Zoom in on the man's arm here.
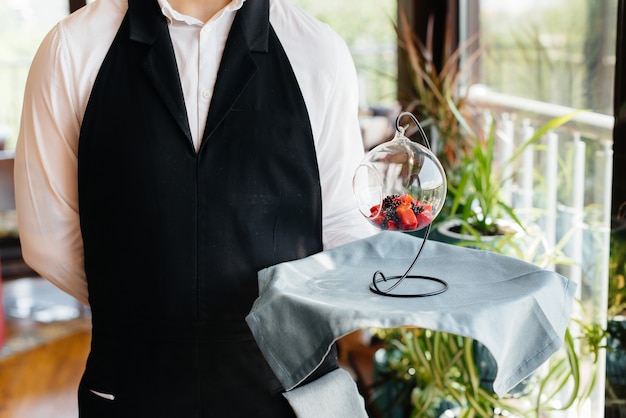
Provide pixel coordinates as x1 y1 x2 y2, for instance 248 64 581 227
314 31 379 249
14 23 88 305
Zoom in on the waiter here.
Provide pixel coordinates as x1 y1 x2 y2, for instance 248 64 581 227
14 0 376 416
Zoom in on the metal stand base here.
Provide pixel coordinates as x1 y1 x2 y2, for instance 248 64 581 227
369 224 448 298
370 274 448 298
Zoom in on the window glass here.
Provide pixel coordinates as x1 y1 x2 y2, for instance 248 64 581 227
290 0 398 111
477 0 616 115
0 0 68 150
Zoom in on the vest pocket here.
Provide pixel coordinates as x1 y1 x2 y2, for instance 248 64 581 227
89 389 115 400
78 375 120 417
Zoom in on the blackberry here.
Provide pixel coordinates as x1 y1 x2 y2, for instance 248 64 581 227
387 209 400 223
411 202 424 216
382 194 400 210
381 207 400 229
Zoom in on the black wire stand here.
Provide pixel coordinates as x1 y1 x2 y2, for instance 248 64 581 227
369 112 449 298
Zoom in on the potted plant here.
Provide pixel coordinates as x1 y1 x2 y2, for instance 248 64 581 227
394 4 581 248
396 2 580 245
432 110 581 249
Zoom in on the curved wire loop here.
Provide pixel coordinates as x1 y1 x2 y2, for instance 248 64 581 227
396 111 431 148
369 111 448 298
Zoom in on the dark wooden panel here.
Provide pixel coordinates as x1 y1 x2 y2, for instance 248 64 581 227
69 0 86 13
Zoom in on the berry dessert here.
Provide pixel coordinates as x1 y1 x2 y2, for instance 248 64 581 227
369 194 434 231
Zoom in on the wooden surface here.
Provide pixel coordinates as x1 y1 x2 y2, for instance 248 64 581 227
0 330 90 418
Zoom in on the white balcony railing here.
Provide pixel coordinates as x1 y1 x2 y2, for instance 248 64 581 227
466 84 613 274
467 84 614 418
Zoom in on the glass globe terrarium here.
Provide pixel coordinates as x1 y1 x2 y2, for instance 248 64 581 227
353 111 448 297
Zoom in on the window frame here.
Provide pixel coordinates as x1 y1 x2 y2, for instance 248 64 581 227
613 0 626 218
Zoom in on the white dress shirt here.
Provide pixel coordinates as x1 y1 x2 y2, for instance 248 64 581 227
14 0 378 305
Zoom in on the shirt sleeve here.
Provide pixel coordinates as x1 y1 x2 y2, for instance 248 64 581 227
14 23 89 305
316 32 380 250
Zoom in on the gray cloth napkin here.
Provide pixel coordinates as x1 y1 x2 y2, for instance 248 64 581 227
246 231 577 399
282 368 369 418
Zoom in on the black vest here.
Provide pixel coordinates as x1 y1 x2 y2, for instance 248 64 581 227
76 0 331 416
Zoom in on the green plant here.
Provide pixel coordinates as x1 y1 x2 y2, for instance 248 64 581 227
446 111 581 238
372 328 526 418
396 7 480 176
606 206 626 402
371 317 603 418
532 324 603 416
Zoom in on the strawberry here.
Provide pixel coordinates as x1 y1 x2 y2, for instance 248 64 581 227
416 209 434 227
396 202 418 230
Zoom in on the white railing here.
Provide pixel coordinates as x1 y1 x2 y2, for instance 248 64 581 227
466 84 613 272
467 84 614 418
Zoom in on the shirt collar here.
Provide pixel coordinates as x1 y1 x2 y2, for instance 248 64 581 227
156 0 246 25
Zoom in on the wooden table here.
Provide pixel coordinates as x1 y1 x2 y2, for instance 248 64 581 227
0 318 90 418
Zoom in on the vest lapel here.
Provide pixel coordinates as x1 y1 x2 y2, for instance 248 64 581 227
203 0 270 142
127 0 193 144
